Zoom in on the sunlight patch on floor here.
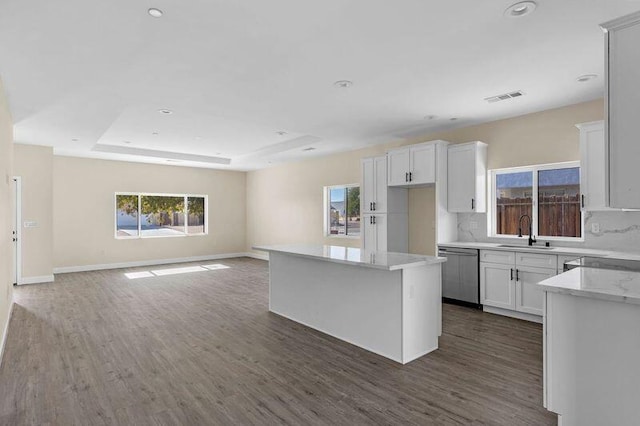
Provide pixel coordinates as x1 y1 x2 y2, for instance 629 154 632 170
124 264 230 280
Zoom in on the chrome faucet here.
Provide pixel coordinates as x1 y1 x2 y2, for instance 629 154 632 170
518 214 537 246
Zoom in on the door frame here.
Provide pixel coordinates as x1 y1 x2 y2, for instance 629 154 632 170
12 176 22 285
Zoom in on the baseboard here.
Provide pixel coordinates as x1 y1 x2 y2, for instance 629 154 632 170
0 299 14 368
18 275 55 285
245 252 269 261
53 252 252 274
483 305 543 324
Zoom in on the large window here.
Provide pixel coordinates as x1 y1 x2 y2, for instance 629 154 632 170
490 162 582 240
325 185 360 237
115 193 207 238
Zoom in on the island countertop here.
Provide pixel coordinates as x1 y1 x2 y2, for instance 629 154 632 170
253 244 446 271
538 267 640 305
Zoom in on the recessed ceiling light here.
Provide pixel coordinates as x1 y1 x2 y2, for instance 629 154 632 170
123 140 132 144
450 117 458 121
148 8 163 18
424 115 438 120
71 138 79 142
215 152 221 155
577 74 598 82
504 1 537 18
158 109 173 115
276 131 288 136
303 147 316 152
334 80 354 89
152 132 159 135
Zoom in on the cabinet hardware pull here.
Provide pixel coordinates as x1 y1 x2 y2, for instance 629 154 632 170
370 202 373 210
405 172 409 182
471 198 475 210
373 202 376 211
510 268 513 281
581 194 585 208
373 216 376 225
409 172 413 182
516 269 519 281
369 216 372 225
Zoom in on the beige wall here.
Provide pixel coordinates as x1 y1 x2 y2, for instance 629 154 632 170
13 145 53 278
247 99 605 255
0 78 14 351
53 156 247 269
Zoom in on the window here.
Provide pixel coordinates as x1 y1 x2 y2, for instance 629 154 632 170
115 193 207 238
325 185 360 237
490 162 582 240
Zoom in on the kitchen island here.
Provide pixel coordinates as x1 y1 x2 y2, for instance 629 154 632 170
253 244 446 364
539 259 640 426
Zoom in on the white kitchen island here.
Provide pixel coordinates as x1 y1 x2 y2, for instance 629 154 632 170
539 260 640 426
253 244 446 364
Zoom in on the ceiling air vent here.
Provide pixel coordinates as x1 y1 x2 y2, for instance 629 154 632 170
484 91 524 103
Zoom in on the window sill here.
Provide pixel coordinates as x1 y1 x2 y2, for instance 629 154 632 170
325 235 361 240
115 233 209 240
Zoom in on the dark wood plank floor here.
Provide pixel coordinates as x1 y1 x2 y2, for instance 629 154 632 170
0 258 556 425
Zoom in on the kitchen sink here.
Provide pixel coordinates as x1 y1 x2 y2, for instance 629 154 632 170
497 244 555 250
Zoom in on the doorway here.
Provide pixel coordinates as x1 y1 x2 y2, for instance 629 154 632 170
12 177 21 285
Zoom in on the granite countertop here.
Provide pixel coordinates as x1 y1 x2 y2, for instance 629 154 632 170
538 267 640 305
252 244 446 271
437 241 640 260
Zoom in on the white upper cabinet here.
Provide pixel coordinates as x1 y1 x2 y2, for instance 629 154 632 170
362 156 407 214
387 142 436 187
577 121 614 211
447 142 487 213
602 12 640 208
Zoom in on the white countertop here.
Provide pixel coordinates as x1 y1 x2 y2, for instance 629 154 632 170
253 244 446 271
438 241 640 260
538 267 640 305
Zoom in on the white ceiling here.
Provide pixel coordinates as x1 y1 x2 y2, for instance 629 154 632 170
1 0 638 170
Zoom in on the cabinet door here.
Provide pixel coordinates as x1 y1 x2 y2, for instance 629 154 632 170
480 262 515 310
409 144 436 184
448 145 476 212
374 214 387 251
387 148 410 186
578 121 611 211
516 267 555 316
362 158 375 214
606 18 640 208
362 214 376 251
374 156 387 213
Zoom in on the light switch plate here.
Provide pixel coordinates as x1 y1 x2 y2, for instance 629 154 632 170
23 221 38 228
591 223 600 233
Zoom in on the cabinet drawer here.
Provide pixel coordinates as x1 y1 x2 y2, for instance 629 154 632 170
516 252 557 269
480 250 516 265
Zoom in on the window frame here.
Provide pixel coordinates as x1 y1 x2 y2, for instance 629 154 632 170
323 184 361 239
114 192 208 240
488 161 583 242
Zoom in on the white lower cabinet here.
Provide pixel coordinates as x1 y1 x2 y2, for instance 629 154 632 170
515 266 555 316
480 249 557 319
480 262 514 310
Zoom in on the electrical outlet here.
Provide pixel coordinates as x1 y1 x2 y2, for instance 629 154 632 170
591 223 600 233
470 221 478 230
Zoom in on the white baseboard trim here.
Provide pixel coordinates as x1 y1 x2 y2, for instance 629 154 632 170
483 305 543 324
53 252 252 274
0 299 14 368
245 252 269 261
18 275 55 285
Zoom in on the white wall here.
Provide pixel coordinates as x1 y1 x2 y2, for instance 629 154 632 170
52 156 247 270
0 78 14 356
13 144 53 279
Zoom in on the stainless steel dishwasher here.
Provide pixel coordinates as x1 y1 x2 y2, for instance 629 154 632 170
437 246 480 307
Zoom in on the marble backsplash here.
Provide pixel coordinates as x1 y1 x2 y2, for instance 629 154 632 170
456 210 640 253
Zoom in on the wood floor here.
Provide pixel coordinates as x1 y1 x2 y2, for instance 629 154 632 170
0 258 556 425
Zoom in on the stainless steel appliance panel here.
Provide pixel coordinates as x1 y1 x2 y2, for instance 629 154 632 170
438 247 479 306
